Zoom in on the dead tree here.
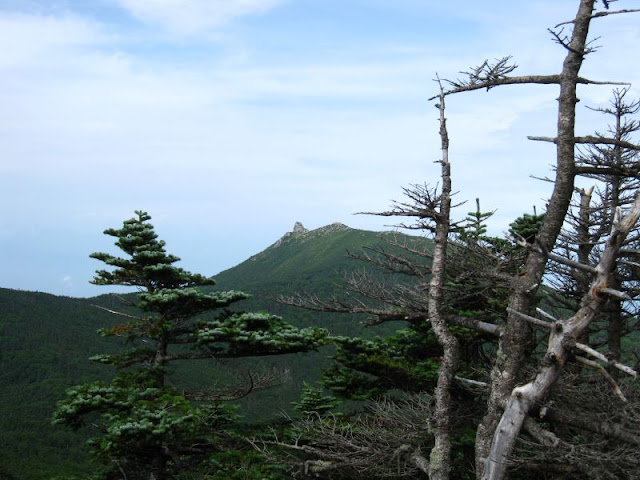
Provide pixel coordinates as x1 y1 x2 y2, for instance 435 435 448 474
273 82 473 479
306 78 463 479
546 88 640 369
368 79 461 480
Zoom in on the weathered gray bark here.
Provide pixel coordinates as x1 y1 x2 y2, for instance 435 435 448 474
427 84 461 480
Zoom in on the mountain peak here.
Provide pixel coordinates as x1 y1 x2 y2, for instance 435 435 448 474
293 221 308 234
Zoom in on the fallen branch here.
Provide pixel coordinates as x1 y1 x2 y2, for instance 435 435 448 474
574 343 637 377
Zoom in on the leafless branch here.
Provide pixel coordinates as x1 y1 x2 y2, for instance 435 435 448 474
185 368 289 401
523 417 560 447
91 304 143 321
575 342 637 377
575 356 627 402
555 8 640 27
528 135 640 150
455 376 489 389
506 307 554 330
252 395 435 479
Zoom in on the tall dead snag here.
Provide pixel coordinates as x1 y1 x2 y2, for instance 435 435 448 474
352 78 462 479
425 80 460 480
480 3 640 477
577 89 640 371
492 89 640 479
546 87 640 373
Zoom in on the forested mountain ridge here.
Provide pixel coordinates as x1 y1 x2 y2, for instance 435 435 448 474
0 289 125 478
0 222 418 479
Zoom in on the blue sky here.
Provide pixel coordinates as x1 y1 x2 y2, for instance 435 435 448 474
1 0 638 297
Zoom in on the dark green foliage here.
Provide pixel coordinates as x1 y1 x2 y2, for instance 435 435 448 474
89 211 214 291
195 312 329 356
205 445 290 480
509 211 546 244
457 198 494 241
324 328 442 400
446 201 526 322
56 373 236 479
292 382 340 416
53 211 329 479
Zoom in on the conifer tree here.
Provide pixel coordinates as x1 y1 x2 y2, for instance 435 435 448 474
292 382 340 417
54 211 328 480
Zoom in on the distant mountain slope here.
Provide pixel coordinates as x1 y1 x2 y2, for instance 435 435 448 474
0 222 425 479
214 222 414 323
216 222 374 287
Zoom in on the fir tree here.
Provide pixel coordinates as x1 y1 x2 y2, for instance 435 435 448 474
508 208 546 244
54 211 328 480
292 382 340 417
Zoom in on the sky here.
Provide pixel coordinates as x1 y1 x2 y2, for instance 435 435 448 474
1 0 638 298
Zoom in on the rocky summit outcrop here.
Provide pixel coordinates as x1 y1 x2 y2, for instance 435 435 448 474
272 221 348 248
293 221 308 234
273 221 306 248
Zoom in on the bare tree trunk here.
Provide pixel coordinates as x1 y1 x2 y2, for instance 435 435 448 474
572 186 595 348
476 1 596 477
427 84 461 480
482 191 640 480
576 186 595 294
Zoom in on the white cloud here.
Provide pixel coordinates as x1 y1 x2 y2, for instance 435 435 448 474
0 12 112 70
113 0 286 34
